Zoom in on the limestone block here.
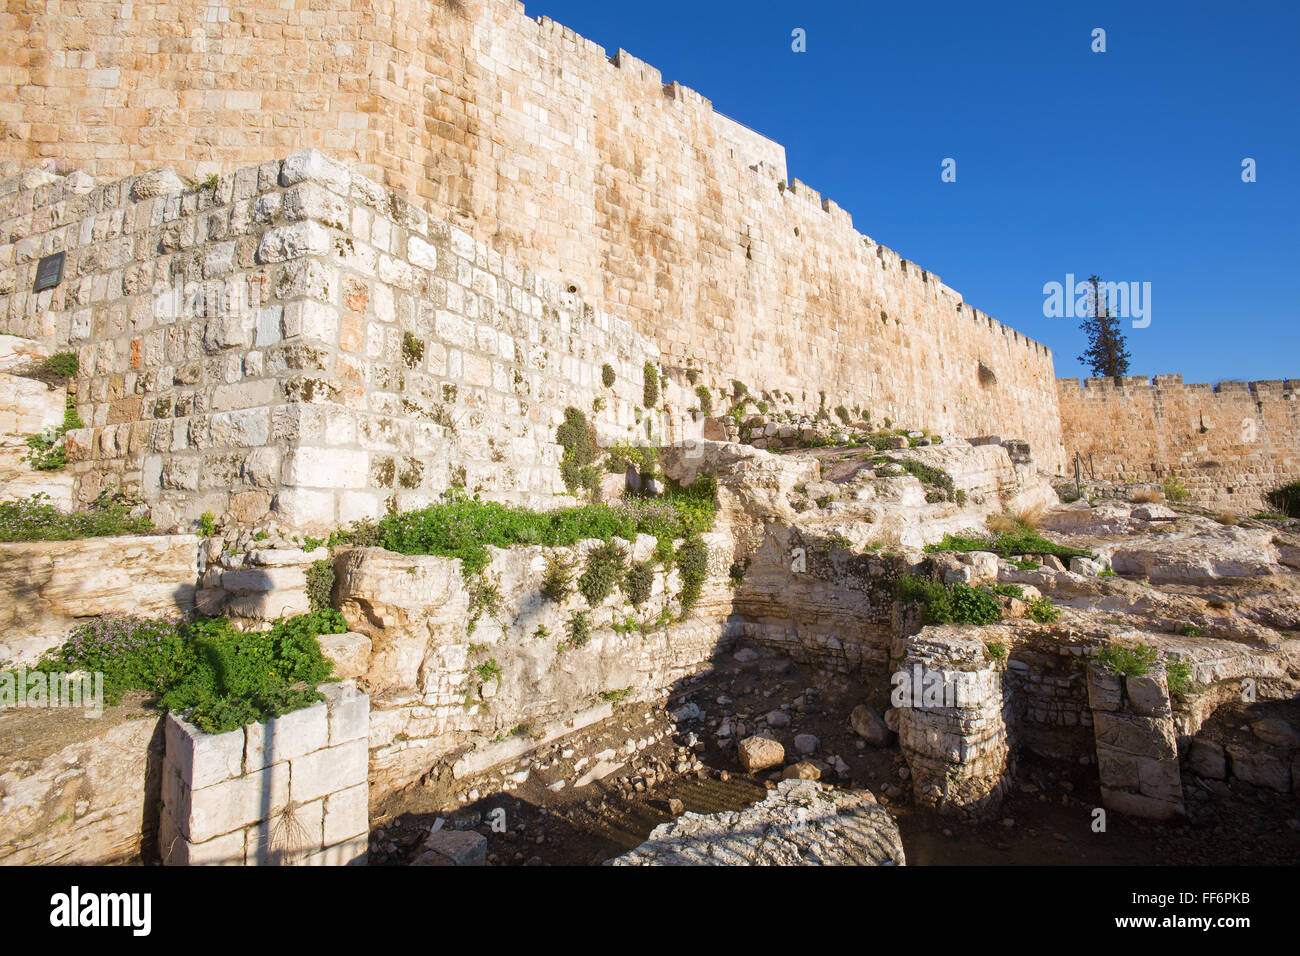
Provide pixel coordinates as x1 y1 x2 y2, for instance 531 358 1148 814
245 798 324 865
1086 665 1122 713
1124 674 1171 718
1092 712 1177 760
317 633 373 682
280 148 353 195
159 811 245 867
221 565 307 595
165 714 244 789
323 784 369 846
1226 745 1291 792
257 221 331 263
166 759 291 844
417 830 486 866
302 834 367 866
224 588 311 620
318 680 370 745
737 735 784 772
1187 738 1226 779
130 168 185 201
272 488 336 527
244 701 330 769
288 739 369 804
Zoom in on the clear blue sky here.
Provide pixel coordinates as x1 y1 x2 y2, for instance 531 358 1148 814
526 0 1299 383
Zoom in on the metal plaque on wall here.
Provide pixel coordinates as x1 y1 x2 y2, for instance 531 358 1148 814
34 252 65 292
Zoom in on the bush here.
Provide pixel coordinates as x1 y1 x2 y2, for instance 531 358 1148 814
38 352 80 379
564 611 591 650
625 560 655 607
900 458 966 505
557 406 602 498
643 362 660 408
23 404 84 471
1025 596 1061 623
1265 480 1300 518
695 385 713 416
601 363 616 388
0 491 152 542
1166 660 1194 697
895 576 1002 625
305 558 336 611
1095 642 1159 677
31 609 346 734
675 536 709 613
541 555 573 603
578 540 626 606
1162 475 1190 503
925 528 1091 561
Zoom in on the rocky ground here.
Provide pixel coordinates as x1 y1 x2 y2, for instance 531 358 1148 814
368 639 1300 866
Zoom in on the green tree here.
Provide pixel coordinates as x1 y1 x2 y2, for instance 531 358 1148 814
1077 274 1131 378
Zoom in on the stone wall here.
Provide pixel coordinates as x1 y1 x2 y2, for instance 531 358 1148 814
0 152 683 532
1058 376 1300 511
0 533 200 666
159 681 370 866
333 533 736 797
1 0 1065 471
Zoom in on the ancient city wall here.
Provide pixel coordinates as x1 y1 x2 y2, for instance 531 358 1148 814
0 151 684 532
1 0 1065 470
1057 376 1300 511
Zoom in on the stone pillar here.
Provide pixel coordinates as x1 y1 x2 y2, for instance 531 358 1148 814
1088 663 1185 820
895 628 1011 820
160 680 370 865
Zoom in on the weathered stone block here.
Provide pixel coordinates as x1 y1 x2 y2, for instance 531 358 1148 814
323 784 369 846
164 714 244 790
244 701 329 769
289 739 368 804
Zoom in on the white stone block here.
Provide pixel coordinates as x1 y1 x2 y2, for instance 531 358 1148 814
272 488 336 526
323 783 369 846
168 759 291 844
160 810 246 867
164 714 244 789
245 701 330 769
408 235 438 271
245 798 324 865
282 446 369 489
302 834 367 867
280 148 354 195
257 221 332 263
289 739 369 804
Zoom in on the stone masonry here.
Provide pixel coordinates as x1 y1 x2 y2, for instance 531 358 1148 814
1 1 1065 469
159 680 370 866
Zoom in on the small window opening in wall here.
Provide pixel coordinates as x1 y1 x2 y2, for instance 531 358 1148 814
793 226 800 236
567 285 577 294
978 362 998 388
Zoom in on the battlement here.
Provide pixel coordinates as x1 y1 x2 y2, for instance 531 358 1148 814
1058 375 1299 395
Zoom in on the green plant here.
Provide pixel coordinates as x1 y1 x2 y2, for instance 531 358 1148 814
1178 623 1203 638
0 490 152 542
598 687 633 703
1095 642 1159 678
564 610 591 650
1025 596 1061 623
26 610 345 734
675 536 709 614
643 362 660 408
533 625 550 640
925 529 1091 562
695 385 713 416
984 641 1008 662
473 658 503 684
1166 660 1194 697
556 406 602 499
578 541 626 606
1264 480 1300 518
401 331 425 369
198 511 218 537
541 554 573 603
601 363 616 388
37 352 79 380
899 458 965 505
626 560 655 607
305 558 336 611
22 404 84 471
895 576 1002 626
466 574 502 635
835 405 851 424
1161 475 1190 503
727 560 747 588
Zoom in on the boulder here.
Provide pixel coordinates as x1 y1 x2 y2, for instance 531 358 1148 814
737 735 784 773
850 704 894 746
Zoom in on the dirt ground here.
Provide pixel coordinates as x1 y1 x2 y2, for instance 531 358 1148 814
370 651 1300 866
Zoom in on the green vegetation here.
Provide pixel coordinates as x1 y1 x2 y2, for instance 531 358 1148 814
556 406 602 499
899 458 966 505
984 641 1008 662
401 331 425 369
695 385 713 416
603 440 659 477
473 658 502 685
925 519 1091 561
1166 660 1194 697
35 352 80 380
1264 480 1300 519
0 491 151 542
23 402 84 471
1178 623 1203 638
465 574 502 636
26 610 344 734
598 687 633 703
894 576 1002 626
625 560 655 607
305 558 335 611
198 511 218 537
541 555 574 603
578 540 626 606
601 363 616 388
1161 475 1189 503
1095 642 1159 678
643 362 660 408
563 610 591 651
1025 596 1061 624
675 536 709 614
